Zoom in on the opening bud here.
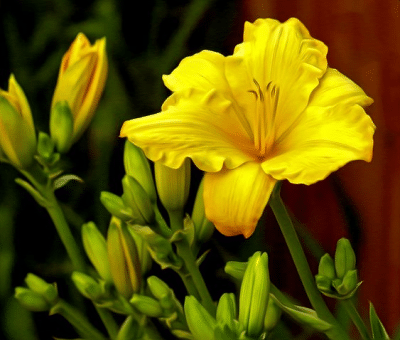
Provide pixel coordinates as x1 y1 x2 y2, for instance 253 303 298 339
50 101 74 153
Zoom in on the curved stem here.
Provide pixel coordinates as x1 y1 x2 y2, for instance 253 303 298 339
95 305 119 340
269 185 349 340
50 299 106 340
169 210 216 316
45 190 86 272
341 299 371 340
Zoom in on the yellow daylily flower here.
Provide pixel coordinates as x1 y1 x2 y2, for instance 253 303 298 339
0 75 36 168
120 18 375 238
51 33 107 146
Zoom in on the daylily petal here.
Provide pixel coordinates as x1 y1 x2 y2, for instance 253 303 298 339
309 68 374 108
261 103 375 185
163 50 228 93
225 18 328 152
203 161 276 238
121 89 256 172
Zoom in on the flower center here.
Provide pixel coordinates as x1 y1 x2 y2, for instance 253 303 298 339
248 79 280 158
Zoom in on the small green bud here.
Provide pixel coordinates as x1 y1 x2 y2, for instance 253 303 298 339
82 221 113 283
216 293 237 331
264 297 282 332
72 272 103 301
100 191 133 222
225 261 248 281
130 294 163 317
122 175 155 225
155 159 190 213
147 276 171 301
37 132 55 161
184 296 217 340
332 269 358 295
124 141 157 203
335 238 356 279
25 273 58 305
15 287 51 312
107 217 141 299
50 100 74 153
239 252 270 338
318 253 336 280
192 177 214 246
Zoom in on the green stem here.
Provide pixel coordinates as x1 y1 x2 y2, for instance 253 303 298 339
45 190 86 272
269 185 349 340
341 299 371 340
20 168 86 272
169 210 216 316
50 299 105 340
95 305 119 340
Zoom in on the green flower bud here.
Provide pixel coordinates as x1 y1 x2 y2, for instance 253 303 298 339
264 297 282 332
82 221 113 283
15 287 51 312
318 253 336 280
335 238 356 279
128 227 152 275
107 217 141 299
147 276 179 311
72 271 103 301
225 261 248 281
154 159 190 213
184 296 217 340
192 177 214 246
239 252 270 338
100 191 133 222
37 132 55 161
124 141 157 203
25 273 58 305
122 175 155 225
216 293 237 331
50 100 74 153
332 269 358 295
130 294 163 317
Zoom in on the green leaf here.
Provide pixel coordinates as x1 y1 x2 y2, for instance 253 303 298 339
53 174 84 190
270 294 332 332
370 302 390 339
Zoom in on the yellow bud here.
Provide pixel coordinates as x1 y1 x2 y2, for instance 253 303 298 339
51 33 107 144
107 217 141 299
155 158 191 213
0 75 36 168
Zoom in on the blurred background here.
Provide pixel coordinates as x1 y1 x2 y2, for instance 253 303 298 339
0 0 399 338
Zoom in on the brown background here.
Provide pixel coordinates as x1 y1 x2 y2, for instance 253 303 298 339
238 0 400 333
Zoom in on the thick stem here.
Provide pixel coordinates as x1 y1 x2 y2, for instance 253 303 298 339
95 305 119 340
50 299 105 340
341 299 371 340
169 210 216 316
269 185 349 340
46 191 86 272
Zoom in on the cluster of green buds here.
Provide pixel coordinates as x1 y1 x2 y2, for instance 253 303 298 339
130 276 188 335
315 238 362 299
184 252 279 340
15 274 58 312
